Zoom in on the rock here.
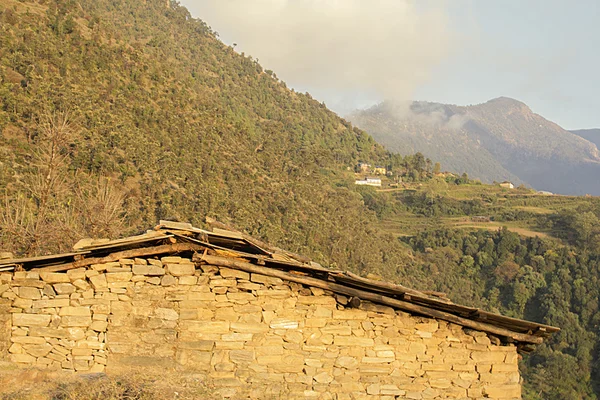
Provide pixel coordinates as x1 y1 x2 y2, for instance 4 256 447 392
10 336 47 344
230 322 269 333
72 348 93 356
147 277 161 285
40 273 70 284
17 287 41 300
132 265 165 276
12 313 51 327
59 307 91 316
42 285 56 297
28 327 69 338
335 356 359 369
61 316 92 327
90 320 108 332
23 343 53 357
66 268 87 281
483 384 521 398
89 363 105 373
229 350 255 364
33 299 70 308
166 263 195 276
161 256 182 264
161 275 177 286
10 353 36 364
73 279 91 290
0 284 9 295
13 297 33 309
66 328 86 341
89 275 108 290
53 283 76 295
251 274 283 286
178 276 197 285
106 272 133 282
219 268 250 280
313 372 334 384
269 319 299 329
8 343 22 354
155 308 179 321
226 292 255 302
333 337 374 347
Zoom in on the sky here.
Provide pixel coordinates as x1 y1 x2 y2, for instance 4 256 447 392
180 0 600 129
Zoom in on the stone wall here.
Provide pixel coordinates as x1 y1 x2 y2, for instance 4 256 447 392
0 257 522 399
0 273 11 358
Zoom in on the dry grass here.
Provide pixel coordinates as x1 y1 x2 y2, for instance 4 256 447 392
0 365 212 400
451 222 550 238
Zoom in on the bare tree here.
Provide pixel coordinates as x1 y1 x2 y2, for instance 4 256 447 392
73 177 127 239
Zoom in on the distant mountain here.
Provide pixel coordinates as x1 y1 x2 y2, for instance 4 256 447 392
350 98 600 195
571 129 600 149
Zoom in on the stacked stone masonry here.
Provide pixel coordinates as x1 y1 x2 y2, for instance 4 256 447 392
0 257 521 399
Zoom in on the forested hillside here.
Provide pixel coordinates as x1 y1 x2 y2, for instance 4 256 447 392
1 0 600 398
0 0 408 269
362 180 600 399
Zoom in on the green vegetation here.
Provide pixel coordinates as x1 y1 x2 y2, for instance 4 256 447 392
1 0 600 398
359 182 600 398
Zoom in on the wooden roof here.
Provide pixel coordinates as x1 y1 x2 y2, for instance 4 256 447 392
0 219 559 350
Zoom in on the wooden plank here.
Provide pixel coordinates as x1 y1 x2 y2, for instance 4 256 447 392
172 233 271 262
158 220 197 232
73 234 172 252
205 217 311 263
212 227 245 240
474 311 560 334
34 243 204 272
197 254 547 345
331 272 454 305
335 272 558 335
264 259 333 273
0 251 91 266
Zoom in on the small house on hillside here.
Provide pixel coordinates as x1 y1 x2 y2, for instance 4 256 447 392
0 219 558 399
357 162 371 172
373 166 387 175
355 177 382 187
500 181 515 189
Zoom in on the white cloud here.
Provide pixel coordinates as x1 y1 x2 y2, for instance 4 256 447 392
182 0 456 111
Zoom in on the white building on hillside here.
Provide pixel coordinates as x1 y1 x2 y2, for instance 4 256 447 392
355 177 382 187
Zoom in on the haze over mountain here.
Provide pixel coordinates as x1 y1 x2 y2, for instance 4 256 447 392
350 97 600 195
571 129 600 149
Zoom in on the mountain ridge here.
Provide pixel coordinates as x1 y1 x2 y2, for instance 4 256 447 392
350 97 600 195
571 128 600 149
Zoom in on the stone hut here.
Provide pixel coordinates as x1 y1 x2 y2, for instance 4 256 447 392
0 220 559 399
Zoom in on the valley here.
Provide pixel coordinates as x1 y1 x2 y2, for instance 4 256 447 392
0 0 599 398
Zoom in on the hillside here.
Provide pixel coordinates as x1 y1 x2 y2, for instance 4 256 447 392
0 0 406 271
1 0 600 398
572 128 600 148
350 98 600 195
